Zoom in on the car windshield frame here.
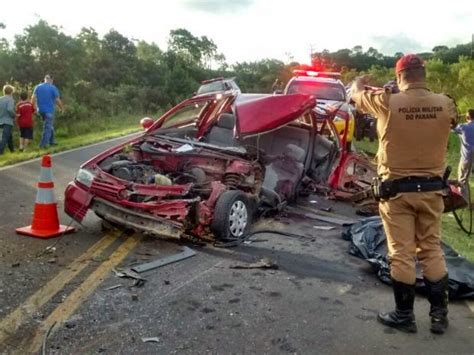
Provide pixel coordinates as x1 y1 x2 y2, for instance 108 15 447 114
287 80 346 102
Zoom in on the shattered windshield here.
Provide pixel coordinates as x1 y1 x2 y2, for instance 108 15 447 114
288 81 346 102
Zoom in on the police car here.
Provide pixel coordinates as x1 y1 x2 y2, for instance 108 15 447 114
194 77 241 97
284 70 355 146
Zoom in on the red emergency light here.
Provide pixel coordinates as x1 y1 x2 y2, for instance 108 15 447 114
292 70 341 79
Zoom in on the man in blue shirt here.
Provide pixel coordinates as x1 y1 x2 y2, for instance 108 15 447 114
453 109 474 198
32 74 64 148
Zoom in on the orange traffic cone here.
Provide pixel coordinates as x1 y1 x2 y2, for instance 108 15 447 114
16 155 75 238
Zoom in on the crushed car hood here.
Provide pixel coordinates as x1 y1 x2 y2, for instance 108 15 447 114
235 94 315 136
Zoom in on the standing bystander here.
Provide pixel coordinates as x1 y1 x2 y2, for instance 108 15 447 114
452 109 474 199
0 85 16 155
31 74 64 149
16 92 36 151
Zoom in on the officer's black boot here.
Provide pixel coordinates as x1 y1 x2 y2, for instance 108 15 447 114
424 274 449 334
377 279 417 333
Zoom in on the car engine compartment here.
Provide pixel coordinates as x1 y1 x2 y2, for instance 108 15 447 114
95 138 263 200
99 154 207 187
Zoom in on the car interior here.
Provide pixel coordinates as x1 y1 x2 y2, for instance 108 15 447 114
161 110 339 192
261 143 306 201
309 133 339 183
201 110 340 202
205 113 236 146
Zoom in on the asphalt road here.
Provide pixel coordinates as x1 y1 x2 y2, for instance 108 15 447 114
0 136 473 354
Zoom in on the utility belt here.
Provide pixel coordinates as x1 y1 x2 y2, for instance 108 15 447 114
371 167 451 201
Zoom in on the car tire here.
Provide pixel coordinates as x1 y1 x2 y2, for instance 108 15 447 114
211 190 252 240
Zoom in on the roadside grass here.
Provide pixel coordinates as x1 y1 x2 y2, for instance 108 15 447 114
0 114 145 167
354 137 474 262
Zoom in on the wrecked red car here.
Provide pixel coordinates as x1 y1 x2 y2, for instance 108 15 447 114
65 93 374 241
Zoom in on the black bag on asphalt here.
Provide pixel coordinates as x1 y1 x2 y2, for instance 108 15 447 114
342 217 474 300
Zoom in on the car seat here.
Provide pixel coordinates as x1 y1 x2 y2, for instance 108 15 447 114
263 144 306 200
206 113 236 146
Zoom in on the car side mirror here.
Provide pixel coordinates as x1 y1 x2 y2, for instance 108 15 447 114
273 90 283 95
140 117 154 130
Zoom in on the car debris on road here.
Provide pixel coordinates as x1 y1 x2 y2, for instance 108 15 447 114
112 268 146 287
141 337 161 344
130 247 196 273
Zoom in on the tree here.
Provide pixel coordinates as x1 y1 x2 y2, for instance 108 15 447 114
94 29 137 87
168 28 203 64
433 45 449 53
167 29 220 69
199 35 217 68
0 22 7 52
352 45 363 55
13 20 83 84
0 21 471 134
136 41 162 65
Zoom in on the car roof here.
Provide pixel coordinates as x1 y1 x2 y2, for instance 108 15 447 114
201 77 236 85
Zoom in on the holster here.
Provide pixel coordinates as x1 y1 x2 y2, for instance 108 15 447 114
371 177 395 201
371 167 451 202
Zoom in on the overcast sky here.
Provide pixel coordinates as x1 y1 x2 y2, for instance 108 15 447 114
1 0 472 64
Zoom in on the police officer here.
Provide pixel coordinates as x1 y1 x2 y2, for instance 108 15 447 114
351 54 458 334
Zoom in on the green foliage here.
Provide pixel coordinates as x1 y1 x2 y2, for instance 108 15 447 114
426 57 474 113
364 66 395 86
0 114 143 167
0 19 472 141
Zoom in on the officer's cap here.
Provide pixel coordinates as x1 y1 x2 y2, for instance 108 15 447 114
395 54 424 74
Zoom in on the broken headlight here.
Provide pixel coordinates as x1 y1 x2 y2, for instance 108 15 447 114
75 168 96 188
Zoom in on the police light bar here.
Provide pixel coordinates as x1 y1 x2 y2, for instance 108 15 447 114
292 70 341 79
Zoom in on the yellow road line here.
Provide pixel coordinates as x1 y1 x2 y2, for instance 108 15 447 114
0 232 119 344
27 234 142 353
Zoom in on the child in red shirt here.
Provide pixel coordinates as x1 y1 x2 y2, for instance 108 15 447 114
16 92 35 151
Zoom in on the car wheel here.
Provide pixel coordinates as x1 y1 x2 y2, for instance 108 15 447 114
211 190 251 240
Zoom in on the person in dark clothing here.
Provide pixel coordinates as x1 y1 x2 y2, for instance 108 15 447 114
0 85 16 155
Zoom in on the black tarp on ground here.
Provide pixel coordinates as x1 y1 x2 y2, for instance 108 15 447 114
342 216 474 300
